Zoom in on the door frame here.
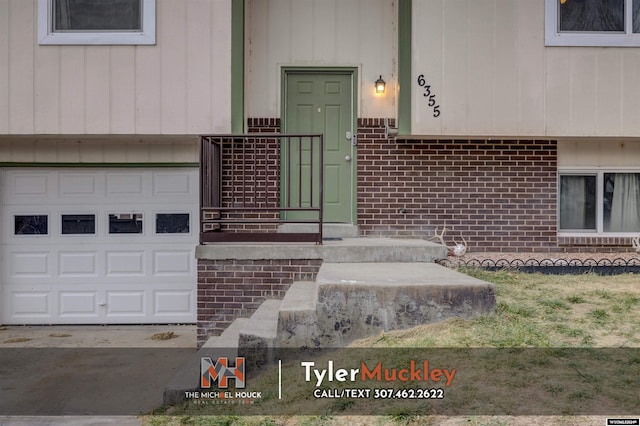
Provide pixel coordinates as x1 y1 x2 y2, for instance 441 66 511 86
280 67 359 224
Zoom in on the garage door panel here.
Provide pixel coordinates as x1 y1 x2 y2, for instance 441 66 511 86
154 290 193 316
59 252 98 277
59 292 98 317
59 173 99 197
10 291 52 318
153 250 192 276
2 168 198 324
106 291 145 317
153 172 192 196
10 174 50 198
106 251 146 276
11 252 51 278
106 173 146 196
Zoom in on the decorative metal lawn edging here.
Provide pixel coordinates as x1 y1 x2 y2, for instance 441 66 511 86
436 257 640 275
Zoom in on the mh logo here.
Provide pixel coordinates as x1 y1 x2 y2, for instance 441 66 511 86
201 357 246 389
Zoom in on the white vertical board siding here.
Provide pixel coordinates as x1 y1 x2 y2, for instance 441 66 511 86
186 0 213 133
441 0 469 135
412 0 640 138
0 0 231 135
595 50 623 135
159 0 187 134
0 1 8 132
517 0 546 136
545 47 570 136
413 0 548 137
493 0 519 135
110 48 136 134
622 51 640 136
0 138 199 164
246 0 397 119
413 0 443 135
558 139 640 167
8 0 35 134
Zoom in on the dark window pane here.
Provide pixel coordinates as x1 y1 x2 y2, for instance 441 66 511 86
603 173 640 232
634 0 640 32
62 214 96 235
15 215 48 235
109 213 143 234
156 213 190 234
559 175 597 230
53 0 142 32
560 0 624 32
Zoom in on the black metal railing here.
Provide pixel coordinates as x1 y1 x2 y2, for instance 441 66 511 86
437 257 640 275
199 134 323 244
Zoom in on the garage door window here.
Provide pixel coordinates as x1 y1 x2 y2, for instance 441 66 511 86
14 215 48 235
109 213 143 234
61 214 96 235
155 213 190 234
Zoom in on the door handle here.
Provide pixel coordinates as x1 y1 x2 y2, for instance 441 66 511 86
345 155 351 162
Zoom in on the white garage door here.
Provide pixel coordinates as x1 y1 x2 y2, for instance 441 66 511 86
1 168 198 324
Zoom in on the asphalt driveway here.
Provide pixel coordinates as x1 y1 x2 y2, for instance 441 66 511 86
0 325 196 418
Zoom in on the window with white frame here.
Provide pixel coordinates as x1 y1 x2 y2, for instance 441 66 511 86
38 0 156 45
545 0 640 46
559 171 640 234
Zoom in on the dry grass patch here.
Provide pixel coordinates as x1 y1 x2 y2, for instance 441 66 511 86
145 271 640 426
150 331 177 341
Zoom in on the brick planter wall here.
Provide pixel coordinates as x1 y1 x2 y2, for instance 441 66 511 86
557 236 639 253
197 258 322 347
356 119 559 252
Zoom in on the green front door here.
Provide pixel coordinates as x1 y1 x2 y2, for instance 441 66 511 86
284 72 355 223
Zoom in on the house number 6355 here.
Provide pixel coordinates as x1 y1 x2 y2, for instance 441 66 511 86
417 74 441 118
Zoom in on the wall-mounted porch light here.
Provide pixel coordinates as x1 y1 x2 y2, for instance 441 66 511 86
375 75 386 94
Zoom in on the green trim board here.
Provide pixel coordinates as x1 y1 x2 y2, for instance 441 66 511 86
398 0 412 135
231 0 245 134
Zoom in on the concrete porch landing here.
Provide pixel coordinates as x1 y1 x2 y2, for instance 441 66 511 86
195 236 447 263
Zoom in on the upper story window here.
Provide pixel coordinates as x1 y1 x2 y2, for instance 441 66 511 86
38 0 156 45
545 0 640 46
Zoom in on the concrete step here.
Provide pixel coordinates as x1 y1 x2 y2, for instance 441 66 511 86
276 281 319 348
312 262 496 347
197 237 447 263
321 238 446 263
164 301 282 405
278 223 359 239
163 317 249 405
203 317 249 350
238 299 282 349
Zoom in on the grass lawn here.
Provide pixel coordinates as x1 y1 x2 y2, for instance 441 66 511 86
144 270 640 426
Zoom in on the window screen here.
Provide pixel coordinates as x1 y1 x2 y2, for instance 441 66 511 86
53 0 142 32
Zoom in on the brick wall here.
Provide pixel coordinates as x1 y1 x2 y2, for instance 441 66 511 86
243 117 639 252
209 120 282 234
356 119 559 252
558 236 638 253
197 258 322 347
248 118 280 133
